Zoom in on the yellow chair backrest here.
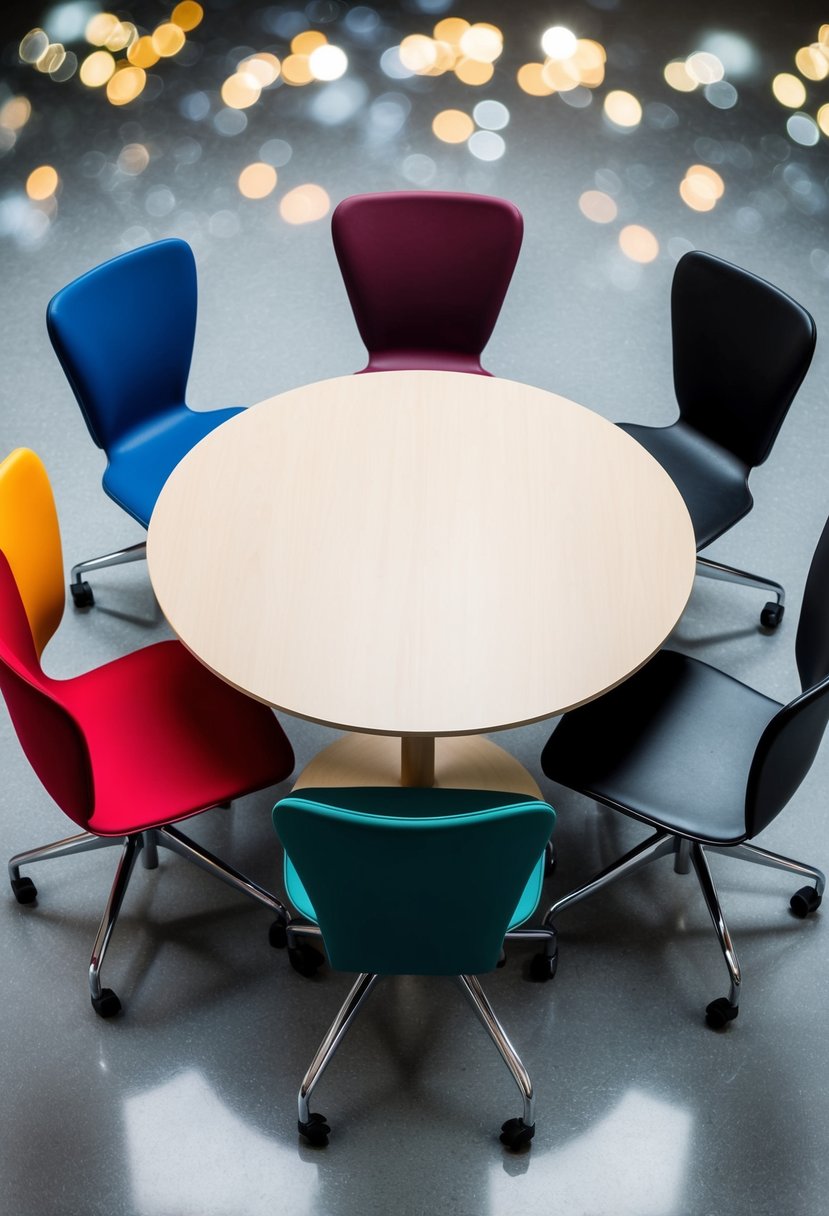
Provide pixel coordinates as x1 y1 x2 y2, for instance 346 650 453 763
0 449 65 657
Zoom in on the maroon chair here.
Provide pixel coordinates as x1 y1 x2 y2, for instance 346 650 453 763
331 191 524 375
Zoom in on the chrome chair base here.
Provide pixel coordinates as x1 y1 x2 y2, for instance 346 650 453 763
8 822 294 1016
532 829 824 1026
70 539 147 607
696 554 785 628
296 971 536 1149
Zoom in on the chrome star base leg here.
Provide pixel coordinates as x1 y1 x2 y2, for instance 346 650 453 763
70 539 147 608
696 554 785 629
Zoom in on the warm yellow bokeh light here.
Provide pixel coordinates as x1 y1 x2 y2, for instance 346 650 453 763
35 44 66 74
432 108 475 143
239 53 280 86
19 29 49 63
517 62 554 96
578 190 618 223
128 36 159 68
238 162 278 199
26 165 59 201
0 97 32 131
818 102 829 136
459 23 502 64
454 57 494 85
172 2 204 32
279 184 330 224
85 13 119 47
604 90 642 127
573 39 606 87
221 71 261 107
281 54 313 85
686 164 725 198
541 58 580 91
399 34 438 72
152 23 186 57
541 26 577 61
79 50 116 87
679 179 716 212
426 40 455 75
664 60 697 92
291 30 327 55
795 44 829 82
619 225 659 263
685 51 724 84
106 65 146 105
772 72 807 107
433 17 469 47
105 21 137 52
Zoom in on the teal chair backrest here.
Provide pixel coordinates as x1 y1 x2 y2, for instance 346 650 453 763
273 787 555 975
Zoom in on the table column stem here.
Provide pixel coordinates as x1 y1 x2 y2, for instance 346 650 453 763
401 736 436 787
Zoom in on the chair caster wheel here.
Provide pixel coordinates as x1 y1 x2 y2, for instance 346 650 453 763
91 988 122 1018
760 602 783 629
500 1117 535 1150
70 581 94 608
527 951 557 982
298 1112 330 1146
544 840 556 877
790 885 822 917
288 944 325 977
705 997 738 1029
11 876 37 904
269 919 287 948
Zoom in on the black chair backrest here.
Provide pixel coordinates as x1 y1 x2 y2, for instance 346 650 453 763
746 513 829 837
672 251 816 469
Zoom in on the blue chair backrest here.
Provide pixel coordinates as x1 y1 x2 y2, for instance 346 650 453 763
46 239 197 453
273 787 555 975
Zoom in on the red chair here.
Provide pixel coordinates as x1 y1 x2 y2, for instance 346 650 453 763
1 448 296 1016
331 191 524 375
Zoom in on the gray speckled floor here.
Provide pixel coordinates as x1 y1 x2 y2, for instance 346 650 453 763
2 2 829 1214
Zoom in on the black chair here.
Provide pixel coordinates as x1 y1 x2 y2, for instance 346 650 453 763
619 250 816 629
533 512 829 1029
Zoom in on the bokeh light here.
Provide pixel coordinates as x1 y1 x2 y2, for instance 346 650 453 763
454 58 494 85
541 26 577 60
817 103 829 136
152 23 186 58
171 2 204 32
107 65 146 105
239 54 281 86
772 73 807 108
579 190 618 223
238 162 278 198
473 100 509 130
787 113 820 146
309 44 348 80
795 44 829 81
279 183 330 224
619 225 659 263
432 109 474 143
517 63 554 96
604 90 642 128
221 72 261 108
20 29 49 63
459 23 503 64
680 164 725 211
26 165 59 201
0 98 32 131
118 143 150 174
664 60 697 92
128 36 160 68
282 54 314 85
468 130 505 160
685 52 724 84
292 30 327 55
79 50 116 87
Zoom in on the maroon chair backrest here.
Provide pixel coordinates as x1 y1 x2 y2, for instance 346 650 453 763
331 191 524 375
0 551 93 827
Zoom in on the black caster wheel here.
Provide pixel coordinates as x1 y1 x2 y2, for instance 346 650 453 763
288 944 325 977
269 919 288 948
70 581 94 608
298 1112 330 1147
705 997 738 1029
500 1117 535 1150
11 876 37 904
91 988 122 1018
544 840 557 878
760 602 784 629
527 951 557 982
790 885 822 917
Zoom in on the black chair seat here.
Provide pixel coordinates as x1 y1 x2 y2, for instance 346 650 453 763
542 649 781 844
618 420 752 549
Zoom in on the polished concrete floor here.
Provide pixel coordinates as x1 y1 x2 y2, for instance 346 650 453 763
2 1 829 1213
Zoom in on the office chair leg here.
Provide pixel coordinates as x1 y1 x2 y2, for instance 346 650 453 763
673 837 692 874
706 840 825 916
70 539 147 608
298 971 381 1146
89 835 142 1017
140 830 159 870
155 823 294 940
528 830 675 981
695 555 785 629
690 843 742 1029
457 974 535 1149
8 830 125 904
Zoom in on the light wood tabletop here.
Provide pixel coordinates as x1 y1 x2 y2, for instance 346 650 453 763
148 371 696 790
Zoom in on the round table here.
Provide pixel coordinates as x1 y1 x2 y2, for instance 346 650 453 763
147 371 696 794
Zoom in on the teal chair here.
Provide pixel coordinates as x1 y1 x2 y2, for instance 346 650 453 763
273 786 555 1149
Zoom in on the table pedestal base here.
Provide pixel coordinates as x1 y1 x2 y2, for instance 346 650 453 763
293 733 542 797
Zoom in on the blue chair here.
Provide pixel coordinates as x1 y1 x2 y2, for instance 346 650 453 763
47 239 243 607
273 786 555 1149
